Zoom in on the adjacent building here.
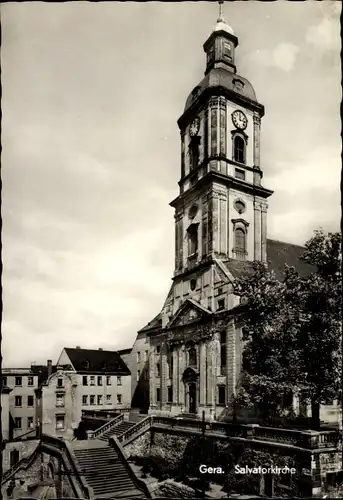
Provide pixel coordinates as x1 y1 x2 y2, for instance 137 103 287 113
1 363 55 440
38 347 131 439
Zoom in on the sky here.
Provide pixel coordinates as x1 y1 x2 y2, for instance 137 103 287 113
1 1 341 367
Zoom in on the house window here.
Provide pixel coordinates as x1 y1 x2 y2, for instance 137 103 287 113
27 395 34 407
97 376 103 386
82 376 88 386
217 299 225 311
156 363 160 377
218 386 226 405
167 387 173 403
144 350 148 362
82 395 88 406
106 376 111 386
57 378 63 388
156 388 161 403
220 331 227 374
144 369 149 381
14 417 22 429
28 376 34 386
90 395 95 405
137 352 141 364
189 347 197 367
233 135 245 163
84 360 90 369
15 396 22 407
106 395 112 404
156 346 161 354
56 393 65 408
235 168 245 180
117 394 122 404
2 376 7 387
137 370 141 381
97 395 103 405
90 376 95 386
235 228 246 254
15 377 22 386
190 279 197 291
27 417 34 429
117 376 122 386
56 415 65 430
187 224 198 255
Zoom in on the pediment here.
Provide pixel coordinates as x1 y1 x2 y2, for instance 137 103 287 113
167 299 212 328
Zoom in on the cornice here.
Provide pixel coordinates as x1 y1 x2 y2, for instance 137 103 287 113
178 86 264 130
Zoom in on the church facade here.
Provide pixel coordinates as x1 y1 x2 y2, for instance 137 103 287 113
132 14 314 420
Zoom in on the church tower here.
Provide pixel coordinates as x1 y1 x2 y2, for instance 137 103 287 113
136 5 275 419
171 8 273 280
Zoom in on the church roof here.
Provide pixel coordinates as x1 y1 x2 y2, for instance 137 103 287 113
184 67 257 113
212 19 235 36
139 313 162 333
64 348 131 375
266 238 315 281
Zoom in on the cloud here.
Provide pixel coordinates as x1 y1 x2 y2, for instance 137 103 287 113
250 43 300 72
306 15 341 53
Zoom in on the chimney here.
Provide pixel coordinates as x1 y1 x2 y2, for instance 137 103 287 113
98 348 103 351
76 346 81 349
47 360 52 378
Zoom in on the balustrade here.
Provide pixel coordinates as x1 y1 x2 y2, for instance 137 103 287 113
91 413 123 439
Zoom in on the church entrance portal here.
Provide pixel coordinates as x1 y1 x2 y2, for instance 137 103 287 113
189 382 196 414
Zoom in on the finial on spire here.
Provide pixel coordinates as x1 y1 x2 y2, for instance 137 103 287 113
218 0 225 22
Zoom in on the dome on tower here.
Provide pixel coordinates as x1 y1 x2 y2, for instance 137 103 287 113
183 67 257 113
212 19 235 36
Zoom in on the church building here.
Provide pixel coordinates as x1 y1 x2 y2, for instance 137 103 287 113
130 11 315 421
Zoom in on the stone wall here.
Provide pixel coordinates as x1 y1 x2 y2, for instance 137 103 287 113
2 439 39 473
125 432 151 458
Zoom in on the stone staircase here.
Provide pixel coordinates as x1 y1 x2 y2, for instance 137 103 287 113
98 420 136 442
73 441 147 498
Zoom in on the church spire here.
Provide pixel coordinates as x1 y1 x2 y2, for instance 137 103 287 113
218 0 224 22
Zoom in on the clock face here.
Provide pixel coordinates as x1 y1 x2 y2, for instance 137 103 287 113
232 110 247 130
190 117 200 137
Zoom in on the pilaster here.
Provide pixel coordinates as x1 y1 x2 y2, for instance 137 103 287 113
172 348 178 404
199 342 206 405
226 319 236 401
219 191 227 255
179 345 186 410
253 113 261 168
261 202 268 263
150 348 156 408
254 200 262 261
161 343 168 407
206 340 215 407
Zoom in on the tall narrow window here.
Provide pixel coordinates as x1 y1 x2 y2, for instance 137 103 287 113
187 224 198 256
189 138 200 171
234 136 245 163
189 347 197 367
235 228 246 253
169 352 174 379
220 331 227 375
156 363 160 377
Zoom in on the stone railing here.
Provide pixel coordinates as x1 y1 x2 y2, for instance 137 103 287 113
148 415 342 451
40 435 94 499
109 436 151 498
89 413 123 439
2 450 39 485
81 410 119 420
118 416 152 445
2 435 94 499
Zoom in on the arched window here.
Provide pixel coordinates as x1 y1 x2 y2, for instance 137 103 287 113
189 347 197 367
187 223 198 255
233 136 245 164
235 228 246 253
